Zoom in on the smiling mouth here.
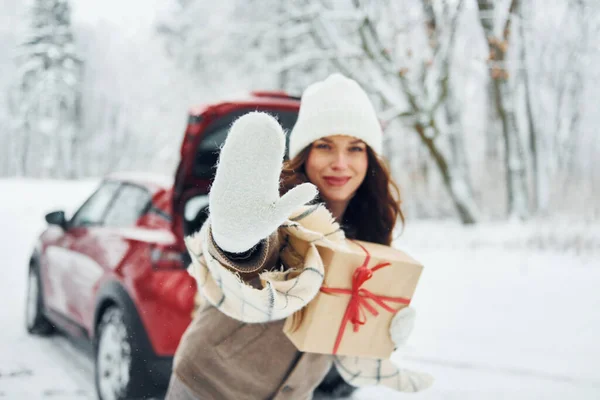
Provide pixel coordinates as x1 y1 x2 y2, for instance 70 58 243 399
324 177 351 187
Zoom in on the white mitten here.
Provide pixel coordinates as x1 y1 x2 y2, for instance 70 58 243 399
334 356 434 393
388 307 434 391
389 306 416 348
389 366 434 392
209 112 318 253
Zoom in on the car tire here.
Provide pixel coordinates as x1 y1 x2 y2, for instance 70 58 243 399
314 365 357 398
94 306 156 400
25 265 55 335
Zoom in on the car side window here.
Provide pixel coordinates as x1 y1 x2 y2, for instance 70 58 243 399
103 184 151 227
70 181 121 227
193 109 249 178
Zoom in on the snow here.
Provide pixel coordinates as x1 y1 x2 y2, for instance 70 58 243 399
0 179 98 399
1 178 599 399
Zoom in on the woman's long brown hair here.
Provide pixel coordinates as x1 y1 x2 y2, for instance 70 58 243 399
280 145 405 245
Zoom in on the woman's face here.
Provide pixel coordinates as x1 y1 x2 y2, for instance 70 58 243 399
305 135 369 205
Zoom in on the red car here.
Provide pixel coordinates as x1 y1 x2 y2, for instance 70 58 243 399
26 91 355 399
25 92 301 399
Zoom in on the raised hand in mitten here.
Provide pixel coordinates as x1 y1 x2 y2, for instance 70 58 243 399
209 112 318 253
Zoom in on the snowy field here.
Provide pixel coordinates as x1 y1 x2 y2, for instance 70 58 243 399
1 178 599 399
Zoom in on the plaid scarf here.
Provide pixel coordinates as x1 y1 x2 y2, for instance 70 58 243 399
184 204 345 323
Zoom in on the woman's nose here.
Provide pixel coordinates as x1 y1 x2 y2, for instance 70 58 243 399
331 151 349 170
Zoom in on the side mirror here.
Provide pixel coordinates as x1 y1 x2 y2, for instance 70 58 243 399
45 211 67 229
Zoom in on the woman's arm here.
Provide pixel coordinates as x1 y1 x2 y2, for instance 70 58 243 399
184 215 326 323
206 225 280 284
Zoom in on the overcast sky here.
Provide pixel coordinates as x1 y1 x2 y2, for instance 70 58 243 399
71 0 172 34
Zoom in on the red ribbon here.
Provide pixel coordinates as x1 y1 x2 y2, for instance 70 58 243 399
319 241 411 355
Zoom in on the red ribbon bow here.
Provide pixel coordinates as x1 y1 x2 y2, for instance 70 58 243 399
319 241 411 355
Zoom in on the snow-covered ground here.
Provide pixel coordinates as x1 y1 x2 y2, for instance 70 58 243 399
0 179 99 399
1 178 599 399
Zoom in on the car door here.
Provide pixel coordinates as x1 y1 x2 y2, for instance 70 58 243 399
68 183 152 331
43 181 121 320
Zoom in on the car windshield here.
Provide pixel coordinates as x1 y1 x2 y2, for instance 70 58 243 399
193 108 298 178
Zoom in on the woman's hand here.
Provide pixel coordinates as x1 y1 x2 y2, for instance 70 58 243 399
389 306 416 348
209 112 318 253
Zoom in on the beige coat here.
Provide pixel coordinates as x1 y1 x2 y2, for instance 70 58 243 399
171 205 426 399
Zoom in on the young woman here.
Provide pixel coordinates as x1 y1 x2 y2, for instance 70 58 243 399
165 74 432 400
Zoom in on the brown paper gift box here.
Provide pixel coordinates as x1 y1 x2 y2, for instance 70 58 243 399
283 239 423 359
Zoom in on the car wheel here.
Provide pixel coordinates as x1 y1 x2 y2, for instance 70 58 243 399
94 306 156 400
25 265 55 335
315 365 357 398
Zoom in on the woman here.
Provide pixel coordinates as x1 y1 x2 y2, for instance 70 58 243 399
166 74 432 400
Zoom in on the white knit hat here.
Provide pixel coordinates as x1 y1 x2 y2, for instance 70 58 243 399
288 73 382 159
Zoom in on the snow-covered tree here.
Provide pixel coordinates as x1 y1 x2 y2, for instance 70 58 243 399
475 0 600 219
2 0 592 220
523 0 597 216
475 0 530 220
311 0 480 223
158 0 481 223
10 0 82 178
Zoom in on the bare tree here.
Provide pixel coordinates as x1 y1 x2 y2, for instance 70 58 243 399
476 0 529 219
517 0 540 212
271 0 480 223
158 0 600 221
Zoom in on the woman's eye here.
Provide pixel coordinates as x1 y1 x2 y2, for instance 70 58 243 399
315 143 331 150
350 146 365 152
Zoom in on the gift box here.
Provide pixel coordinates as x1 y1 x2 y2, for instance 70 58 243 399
283 239 423 359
